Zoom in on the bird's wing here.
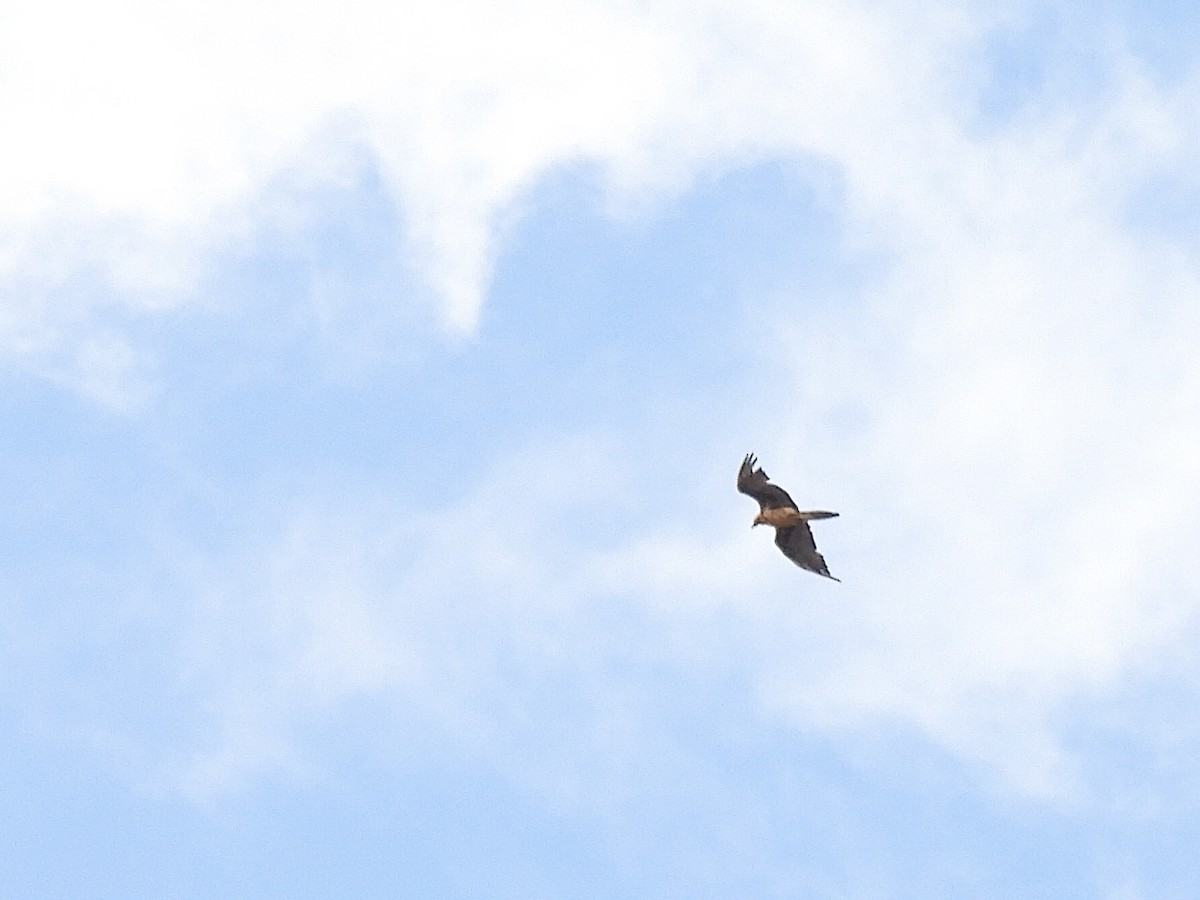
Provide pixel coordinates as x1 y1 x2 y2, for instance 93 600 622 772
736 453 796 509
774 524 840 581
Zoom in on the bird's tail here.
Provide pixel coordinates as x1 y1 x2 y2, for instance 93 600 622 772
797 510 838 520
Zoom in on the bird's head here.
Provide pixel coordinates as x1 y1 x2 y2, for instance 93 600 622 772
751 512 767 528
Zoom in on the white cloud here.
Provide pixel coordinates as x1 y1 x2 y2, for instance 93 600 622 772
0 0 1011 381
0 0 692 350
752 30 1200 796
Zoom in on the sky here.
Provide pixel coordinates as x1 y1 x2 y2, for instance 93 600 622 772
3 0 1200 896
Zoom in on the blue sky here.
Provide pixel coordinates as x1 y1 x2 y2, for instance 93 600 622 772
4 0 1200 896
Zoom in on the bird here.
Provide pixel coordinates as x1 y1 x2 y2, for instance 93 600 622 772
737 453 840 581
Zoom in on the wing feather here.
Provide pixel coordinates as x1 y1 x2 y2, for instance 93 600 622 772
736 453 796 509
774 523 840 581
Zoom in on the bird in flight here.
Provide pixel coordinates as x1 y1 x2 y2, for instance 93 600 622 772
737 453 840 581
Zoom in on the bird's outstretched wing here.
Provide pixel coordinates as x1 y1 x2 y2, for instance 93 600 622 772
775 523 840 581
736 453 796 510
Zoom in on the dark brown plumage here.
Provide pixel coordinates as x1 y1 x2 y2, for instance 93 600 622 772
737 453 840 581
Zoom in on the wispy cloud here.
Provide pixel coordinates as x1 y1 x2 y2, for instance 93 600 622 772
756 20 1200 796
